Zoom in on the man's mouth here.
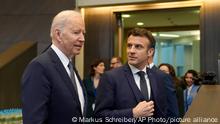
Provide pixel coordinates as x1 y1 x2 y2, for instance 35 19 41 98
128 56 136 60
74 45 82 49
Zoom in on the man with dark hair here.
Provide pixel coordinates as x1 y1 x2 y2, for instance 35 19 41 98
95 28 178 123
110 56 123 69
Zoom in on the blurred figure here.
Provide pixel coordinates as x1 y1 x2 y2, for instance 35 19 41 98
159 64 170 74
146 47 157 70
183 69 201 113
159 63 184 117
110 56 122 69
83 59 105 117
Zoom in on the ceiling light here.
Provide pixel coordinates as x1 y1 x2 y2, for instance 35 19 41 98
152 33 157 36
122 14 130 18
190 30 200 35
159 34 180 38
137 22 144 26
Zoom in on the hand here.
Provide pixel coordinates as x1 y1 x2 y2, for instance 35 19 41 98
132 101 154 118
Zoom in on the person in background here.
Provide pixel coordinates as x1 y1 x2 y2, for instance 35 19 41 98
110 56 123 69
95 28 179 123
183 69 201 113
83 59 105 117
159 63 184 117
146 46 157 70
22 10 87 124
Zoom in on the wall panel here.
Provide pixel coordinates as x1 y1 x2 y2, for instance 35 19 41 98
200 0 220 81
84 7 115 76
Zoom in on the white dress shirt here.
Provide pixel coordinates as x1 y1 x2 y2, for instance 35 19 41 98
148 62 155 69
129 64 151 99
51 44 85 114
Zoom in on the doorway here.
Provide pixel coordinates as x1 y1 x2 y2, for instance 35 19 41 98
113 2 201 77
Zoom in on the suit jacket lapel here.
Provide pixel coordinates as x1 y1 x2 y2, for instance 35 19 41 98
47 48 81 106
123 64 145 103
73 66 86 96
151 65 157 71
147 68 166 116
147 69 159 100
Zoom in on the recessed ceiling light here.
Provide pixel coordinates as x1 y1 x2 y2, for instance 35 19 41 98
122 14 130 18
159 34 180 38
152 33 157 36
137 22 144 26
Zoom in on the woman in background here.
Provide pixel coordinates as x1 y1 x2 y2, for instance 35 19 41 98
183 69 200 113
159 63 184 117
83 59 105 117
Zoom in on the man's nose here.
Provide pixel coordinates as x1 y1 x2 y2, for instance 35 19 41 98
79 32 85 42
129 46 136 53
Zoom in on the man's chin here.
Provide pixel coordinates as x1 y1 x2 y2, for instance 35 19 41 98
75 53 80 56
128 61 136 65
73 51 81 55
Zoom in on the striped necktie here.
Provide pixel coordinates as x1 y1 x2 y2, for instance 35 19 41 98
137 71 149 100
68 61 78 94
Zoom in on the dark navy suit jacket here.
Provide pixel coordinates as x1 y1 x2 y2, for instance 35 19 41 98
22 48 87 124
94 64 178 123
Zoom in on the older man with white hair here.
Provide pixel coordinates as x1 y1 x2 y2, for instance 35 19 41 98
22 10 87 124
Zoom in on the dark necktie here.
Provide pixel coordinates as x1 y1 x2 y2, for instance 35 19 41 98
68 61 78 94
137 71 149 100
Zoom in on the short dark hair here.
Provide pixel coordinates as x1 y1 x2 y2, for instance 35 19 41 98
127 27 156 49
111 56 122 63
90 59 104 76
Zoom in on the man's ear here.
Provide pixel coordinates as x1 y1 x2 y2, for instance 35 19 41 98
147 48 154 57
54 29 62 43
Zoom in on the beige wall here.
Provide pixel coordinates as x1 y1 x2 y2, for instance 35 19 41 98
75 46 84 78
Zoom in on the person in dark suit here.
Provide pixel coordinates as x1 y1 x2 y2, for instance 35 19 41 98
22 10 87 124
147 47 182 119
95 28 179 123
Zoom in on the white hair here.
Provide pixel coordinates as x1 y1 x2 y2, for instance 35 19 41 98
50 10 81 38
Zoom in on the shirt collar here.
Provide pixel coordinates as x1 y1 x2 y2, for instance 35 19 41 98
128 64 147 75
148 62 154 69
51 44 70 68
